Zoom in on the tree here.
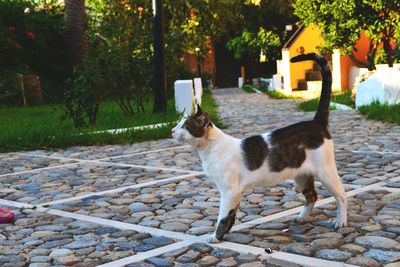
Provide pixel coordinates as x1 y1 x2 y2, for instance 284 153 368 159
293 0 400 69
65 0 88 68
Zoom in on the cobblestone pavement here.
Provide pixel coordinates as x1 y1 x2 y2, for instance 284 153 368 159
2 88 400 267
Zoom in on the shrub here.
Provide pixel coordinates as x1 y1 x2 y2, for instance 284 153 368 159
65 0 155 127
0 0 68 103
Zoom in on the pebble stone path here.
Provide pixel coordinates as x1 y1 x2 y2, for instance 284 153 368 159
2 88 400 267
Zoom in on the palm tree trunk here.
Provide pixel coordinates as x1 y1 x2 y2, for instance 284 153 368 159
65 0 88 68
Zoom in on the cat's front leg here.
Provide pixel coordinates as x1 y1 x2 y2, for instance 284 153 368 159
212 190 242 242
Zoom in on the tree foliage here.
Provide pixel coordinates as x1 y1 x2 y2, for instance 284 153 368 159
293 0 400 69
226 0 297 63
0 0 68 103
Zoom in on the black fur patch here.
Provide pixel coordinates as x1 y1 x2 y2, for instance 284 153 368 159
241 135 269 171
268 121 331 172
301 175 317 205
215 209 237 240
183 113 211 137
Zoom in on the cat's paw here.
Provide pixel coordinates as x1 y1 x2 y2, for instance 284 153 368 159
295 215 309 224
208 235 222 244
332 218 347 229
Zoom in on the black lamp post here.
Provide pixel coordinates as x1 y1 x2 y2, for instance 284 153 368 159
152 0 167 113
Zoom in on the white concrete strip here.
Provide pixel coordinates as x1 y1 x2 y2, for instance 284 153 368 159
0 199 35 209
232 181 386 232
40 172 202 207
80 121 177 136
211 241 357 267
97 239 197 267
378 186 400 193
16 152 195 174
0 162 78 178
45 208 194 240
99 145 192 161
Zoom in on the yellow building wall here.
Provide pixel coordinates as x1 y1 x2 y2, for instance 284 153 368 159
281 27 375 92
287 26 325 90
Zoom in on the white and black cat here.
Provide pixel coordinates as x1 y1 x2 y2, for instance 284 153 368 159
172 53 347 242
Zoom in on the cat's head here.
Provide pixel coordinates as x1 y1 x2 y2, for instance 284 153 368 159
172 104 212 143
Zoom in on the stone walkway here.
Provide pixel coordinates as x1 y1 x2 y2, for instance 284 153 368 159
1 88 400 266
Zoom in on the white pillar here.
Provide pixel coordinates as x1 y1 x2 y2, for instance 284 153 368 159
272 74 282 90
193 77 203 106
238 77 243 88
174 80 195 116
281 50 291 94
332 49 341 90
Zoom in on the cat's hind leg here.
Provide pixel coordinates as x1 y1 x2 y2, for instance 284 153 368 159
317 168 347 228
212 190 242 242
294 174 317 223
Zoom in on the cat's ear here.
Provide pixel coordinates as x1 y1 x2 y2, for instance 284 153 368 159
195 104 203 117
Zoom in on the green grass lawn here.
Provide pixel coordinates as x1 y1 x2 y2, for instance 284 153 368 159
241 85 258 93
358 101 400 125
266 90 301 99
298 91 354 111
0 89 222 152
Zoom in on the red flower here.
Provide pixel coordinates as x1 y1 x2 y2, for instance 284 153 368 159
138 6 143 12
8 26 15 31
190 11 195 16
3 45 8 50
26 32 36 40
25 64 30 69
45 6 53 10
391 43 397 50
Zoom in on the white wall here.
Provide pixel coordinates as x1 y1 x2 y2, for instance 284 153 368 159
349 63 400 89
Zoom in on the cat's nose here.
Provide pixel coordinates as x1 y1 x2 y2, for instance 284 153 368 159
171 128 175 134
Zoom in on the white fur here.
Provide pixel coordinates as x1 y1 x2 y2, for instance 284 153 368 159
172 120 347 240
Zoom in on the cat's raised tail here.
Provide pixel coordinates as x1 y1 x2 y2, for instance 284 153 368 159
290 53 332 127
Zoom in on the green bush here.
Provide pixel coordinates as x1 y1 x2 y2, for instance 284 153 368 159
0 70 20 104
65 0 155 128
0 0 68 103
358 101 400 124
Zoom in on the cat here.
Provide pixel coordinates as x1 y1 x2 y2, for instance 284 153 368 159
172 53 347 242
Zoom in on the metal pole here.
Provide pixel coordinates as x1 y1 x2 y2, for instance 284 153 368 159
152 0 167 113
